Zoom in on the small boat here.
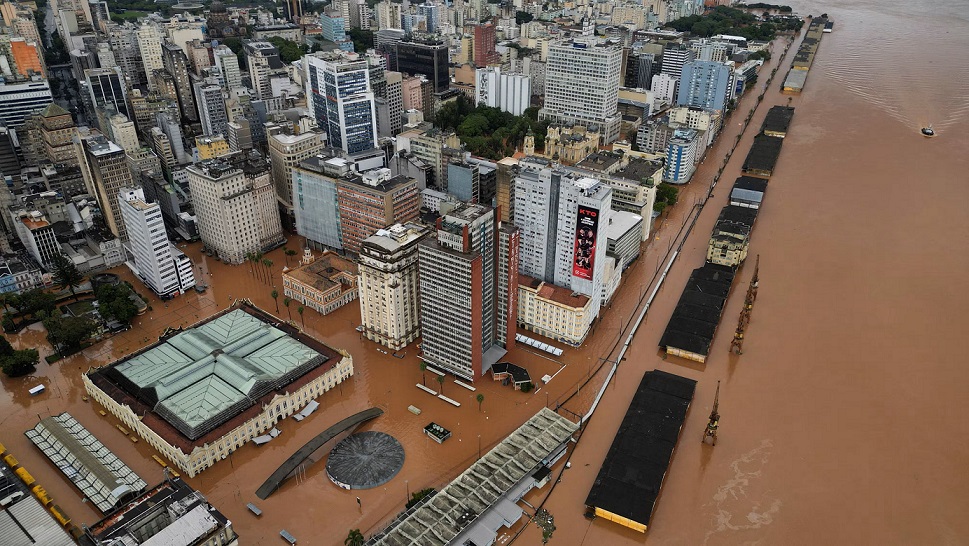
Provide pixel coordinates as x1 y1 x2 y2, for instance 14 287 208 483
921 125 935 137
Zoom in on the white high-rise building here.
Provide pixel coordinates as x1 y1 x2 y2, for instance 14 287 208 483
513 157 613 319
194 80 229 137
186 156 284 264
304 52 378 154
137 23 164 92
475 67 531 116
213 45 243 91
651 73 679 104
540 38 623 143
119 187 195 297
107 114 139 153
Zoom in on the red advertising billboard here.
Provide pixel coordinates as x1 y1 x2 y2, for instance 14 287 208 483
572 206 598 280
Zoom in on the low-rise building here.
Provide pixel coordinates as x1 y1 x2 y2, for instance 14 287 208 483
517 274 594 347
283 250 358 316
606 211 643 271
706 205 758 267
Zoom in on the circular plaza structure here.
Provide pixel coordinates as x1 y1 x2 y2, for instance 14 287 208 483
325 431 404 490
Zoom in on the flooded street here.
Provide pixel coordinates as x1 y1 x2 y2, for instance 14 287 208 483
2 0 968 544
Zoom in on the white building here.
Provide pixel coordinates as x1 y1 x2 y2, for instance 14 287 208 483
513 158 613 321
475 67 531 116
194 81 229 138
186 157 284 264
136 23 165 93
540 39 623 143
213 44 242 90
358 223 429 350
119 187 195 297
107 114 139 153
517 275 594 347
650 73 678 104
664 128 700 184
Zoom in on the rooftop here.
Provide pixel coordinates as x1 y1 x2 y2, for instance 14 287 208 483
742 134 784 175
362 223 430 254
519 274 591 309
607 211 644 241
284 251 358 294
761 105 795 134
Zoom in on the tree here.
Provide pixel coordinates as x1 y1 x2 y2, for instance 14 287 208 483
285 248 298 265
515 11 534 24
533 508 556 544
266 36 308 63
263 259 273 284
96 284 139 326
348 28 374 54
44 314 98 352
345 529 365 546
283 297 292 320
51 253 84 300
0 335 13 357
419 362 427 386
476 393 484 411
297 305 305 327
271 289 279 313
436 374 444 394
1 347 38 377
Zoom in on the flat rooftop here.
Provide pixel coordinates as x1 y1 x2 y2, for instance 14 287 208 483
762 105 795 134
659 264 735 357
742 134 784 175
87 303 342 451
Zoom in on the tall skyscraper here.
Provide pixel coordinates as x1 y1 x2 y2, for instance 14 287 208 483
358 223 430 350
119 187 195 297
245 41 284 101
194 80 229 137
137 23 165 92
186 155 284 264
213 45 242 90
293 154 347 251
660 42 696 88
161 42 198 122
663 128 700 184
513 157 613 319
84 67 129 119
540 39 623 143
418 204 519 380
336 168 420 254
677 60 732 111
473 23 498 67
0 78 51 127
475 67 531 116
305 52 378 154
395 40 449 92
77 135 135 241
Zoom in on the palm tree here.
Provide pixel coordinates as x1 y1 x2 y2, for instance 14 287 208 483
262 259 273 284
345 529 364 546
419 362 427 386
297 305 304 327
286 248 297 265
271 290 279 313
476 393 484 411
283 297 292 320
282 246 289 265
245 253 254 277
436 374 444 394
51 253 84 300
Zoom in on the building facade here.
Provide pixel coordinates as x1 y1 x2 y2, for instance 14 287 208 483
282 250 359 316
540 39 622 143
663 128 700 184
78 135 135 241
293 154 346 250
336 168 419 254
119 187 195 297
517 275 594 346
305 52 378 154
677 60 732 111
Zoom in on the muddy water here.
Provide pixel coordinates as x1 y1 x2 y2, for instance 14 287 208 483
532 1 969 545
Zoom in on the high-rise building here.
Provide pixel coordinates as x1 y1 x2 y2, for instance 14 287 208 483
268 128 326 225
474 67 531 116
650 72 678 104
513 157 613 320
473 23 499 67
10 207 60 269
281 0 303 22
418 204 519 380
663 128 700 184
0 78 51 127
137 23 165 92
245 41 284 100
293 153 347 250
194 80 229 137
107 114 139 152
321 10 353 51
337 168 419 254
186 154 284 263
416 3 440 33
677 60 732 111
212 44 242 90
36 103 79 167
119 187 195 297
395 40 449 92
305 52 378 154
380 70 403 136
84 67 129 120
77 135 135 241
375 0 402 29
358 223 430 350
540 39 623 143
161 41 199 122
660 42 695 90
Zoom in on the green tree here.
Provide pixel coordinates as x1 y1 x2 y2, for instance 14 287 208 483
533 508 556 544
0 335 13 357
51 253 84 300
271 289 279 313
348 28 374 53
436 374 444 394
283 297 292 320
515 11 534 24
345 529 365 546
44 314 98 352
476 393 484 411
263 259 273 284
266 36 308 63
1 347 38 377
285 248 298 265
96 284 139 325
419 362 427 386
297 305 304 327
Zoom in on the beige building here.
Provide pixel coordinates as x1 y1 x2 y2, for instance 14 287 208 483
358 223 429 351
186 154 284 264
195 134 229 159
543 124 601 165
267 128 326 216
283 250 359 316
77 134 135 241
84 303 354 478
517 275 594 347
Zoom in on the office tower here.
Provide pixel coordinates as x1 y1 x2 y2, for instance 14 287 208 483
212 45 242 90
10 207 60 268
395 40 449 93
416 3 440 33
513 157 613 318
245 41 284 100
226 120 252 151
293 154 346 250
540 39 623 143
418 204 519 380
0 78 51 127
380 70 403 136
84 67 129 120
268 128 326 226
305 52 378 154
161 42 199 122
663 128 699 184
77 135 135 241
337 168 419 253
375 28 405 68
321 10 353 51
108 24 144 86
375 0 402 29
107 114 139 152
137 23 165 92
194 80 229 137
36 103 79 167
446 161 479 202
281 0 303 22
186 155 284 264
495 156 517 224
625 52 654 89
661 42 695 82
650 73 678 104
473 23 498 67
119 187 195 296
358 223 430 350
677 60 732 111
155 111 189 164
474 67 531 116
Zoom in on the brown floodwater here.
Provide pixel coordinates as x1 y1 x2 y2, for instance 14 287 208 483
2 2 967 544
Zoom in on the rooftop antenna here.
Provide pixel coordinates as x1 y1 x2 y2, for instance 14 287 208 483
702 381 720 446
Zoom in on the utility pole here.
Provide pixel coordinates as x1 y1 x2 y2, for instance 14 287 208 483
730 255 760 355
702 381 721 446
